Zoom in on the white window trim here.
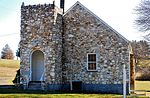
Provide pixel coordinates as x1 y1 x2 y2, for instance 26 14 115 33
87 53 97 71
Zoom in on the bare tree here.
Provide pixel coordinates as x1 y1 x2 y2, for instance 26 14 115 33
131 40 150 65
1 44 14 59
131 41 139 65
138 40 150 58
135 0 150 42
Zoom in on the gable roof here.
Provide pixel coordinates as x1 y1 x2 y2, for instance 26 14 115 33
64 1 129 43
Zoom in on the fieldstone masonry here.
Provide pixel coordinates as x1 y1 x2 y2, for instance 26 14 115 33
63 3 129 84
20 1 130 94
20 3 63 85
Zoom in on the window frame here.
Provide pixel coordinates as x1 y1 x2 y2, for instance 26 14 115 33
87 53 97 71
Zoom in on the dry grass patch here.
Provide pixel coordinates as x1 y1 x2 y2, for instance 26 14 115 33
0 59 19 68
138 60 150 67
0 59 19 85
135 81 150 91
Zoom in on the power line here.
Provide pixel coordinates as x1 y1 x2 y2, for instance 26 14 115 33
0 33 19 37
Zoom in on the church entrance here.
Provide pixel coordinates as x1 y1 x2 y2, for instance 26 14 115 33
31 50 44 81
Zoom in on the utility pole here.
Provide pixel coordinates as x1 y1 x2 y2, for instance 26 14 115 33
123 64 126 98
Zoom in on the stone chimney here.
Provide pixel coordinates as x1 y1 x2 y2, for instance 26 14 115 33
60 0 64 14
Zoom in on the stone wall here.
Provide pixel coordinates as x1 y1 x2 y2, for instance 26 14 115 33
20 3 63 84
63 4 129 85
20 2 130 93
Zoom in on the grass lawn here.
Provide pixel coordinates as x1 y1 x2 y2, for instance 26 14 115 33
135 81 150 91
0 94 141 98
0 88 148 98
0 59 19 85
0 88 121 98
0 94 123 98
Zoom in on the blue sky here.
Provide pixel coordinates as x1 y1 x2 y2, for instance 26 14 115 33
0 0 143 59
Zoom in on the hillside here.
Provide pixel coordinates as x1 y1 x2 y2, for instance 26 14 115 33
0 59 19 85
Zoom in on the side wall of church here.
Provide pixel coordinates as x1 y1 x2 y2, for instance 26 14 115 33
63 4 130 94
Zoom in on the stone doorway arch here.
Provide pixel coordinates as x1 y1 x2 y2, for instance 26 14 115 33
31 50 44 81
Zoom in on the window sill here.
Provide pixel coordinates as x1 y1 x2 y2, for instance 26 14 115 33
87 70 98 72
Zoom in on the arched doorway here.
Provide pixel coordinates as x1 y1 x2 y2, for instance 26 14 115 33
31 50 44 81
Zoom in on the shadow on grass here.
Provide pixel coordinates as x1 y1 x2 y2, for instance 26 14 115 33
0 88 64 94
0 87 122 95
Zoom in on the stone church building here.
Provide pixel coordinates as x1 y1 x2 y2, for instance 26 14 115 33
20 1 132 94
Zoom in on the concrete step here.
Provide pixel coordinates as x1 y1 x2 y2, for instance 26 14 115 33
28 81 45 90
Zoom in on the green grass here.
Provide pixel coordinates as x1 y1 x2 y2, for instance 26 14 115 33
0 94 122 98
0 88 148 98
0 94 120 98
0 88 121 98
0 59 19 85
